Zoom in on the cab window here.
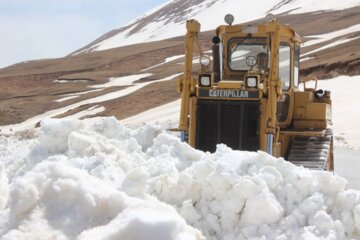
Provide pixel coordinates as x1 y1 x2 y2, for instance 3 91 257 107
279 44 291 90
229 38 268 71
294 45 300 88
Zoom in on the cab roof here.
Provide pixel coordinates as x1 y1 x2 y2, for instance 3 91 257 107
216 21 302 43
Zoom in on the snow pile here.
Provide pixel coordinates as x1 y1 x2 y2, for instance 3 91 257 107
1 117 360 239
0 119 203 240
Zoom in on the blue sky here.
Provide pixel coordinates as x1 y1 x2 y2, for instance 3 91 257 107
0 0 167 68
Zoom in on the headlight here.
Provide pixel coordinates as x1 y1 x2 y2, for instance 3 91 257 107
246 76 258 88
200 75 211 86
224 14 234 26
200 56 211 67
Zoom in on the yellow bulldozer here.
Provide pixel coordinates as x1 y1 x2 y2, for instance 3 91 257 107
176 14 334 171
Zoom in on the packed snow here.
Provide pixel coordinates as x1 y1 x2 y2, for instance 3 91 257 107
1 117 360 239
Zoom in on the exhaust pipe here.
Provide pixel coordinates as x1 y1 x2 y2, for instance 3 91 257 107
212 36 222 83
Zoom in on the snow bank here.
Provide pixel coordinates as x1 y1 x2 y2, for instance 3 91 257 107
1 117 360 239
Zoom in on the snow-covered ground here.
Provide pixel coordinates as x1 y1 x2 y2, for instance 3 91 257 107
316 75 360 149
335 147 360 190
0 74 360 239
1 117 360 239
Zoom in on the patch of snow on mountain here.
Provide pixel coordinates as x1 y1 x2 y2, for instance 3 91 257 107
141 55 185 72
55 90 103 103
89 73 153 88
1 117 360 239
63 105 105 120
304 36 360 56
304 23 360 47
54 79 92 83
270 0 360 14
54 96 79 103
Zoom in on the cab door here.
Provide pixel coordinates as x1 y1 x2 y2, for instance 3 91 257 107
277 43 295 127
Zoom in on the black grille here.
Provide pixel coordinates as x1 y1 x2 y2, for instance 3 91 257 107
195 100 259 152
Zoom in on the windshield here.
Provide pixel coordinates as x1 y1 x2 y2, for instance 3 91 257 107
229 38 268 71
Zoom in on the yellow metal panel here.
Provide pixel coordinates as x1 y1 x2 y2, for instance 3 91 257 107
295 91 314 106
186 20 200 32
217 81 243 89
179 20 201 131
273 142 282 158
189 96 197 147
280 130 326 136
294 120 328 129
278 134 291 157
306 103 330 120
259 99 267 152
295 106 306 119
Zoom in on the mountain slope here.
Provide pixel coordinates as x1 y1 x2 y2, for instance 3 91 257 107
73 0 360 54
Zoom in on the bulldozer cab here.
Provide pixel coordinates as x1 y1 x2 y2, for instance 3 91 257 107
177 14 333 170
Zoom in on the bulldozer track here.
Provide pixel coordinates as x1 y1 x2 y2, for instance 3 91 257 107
287 130 333 170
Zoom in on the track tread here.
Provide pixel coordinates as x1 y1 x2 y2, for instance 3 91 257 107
287 131 332 170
